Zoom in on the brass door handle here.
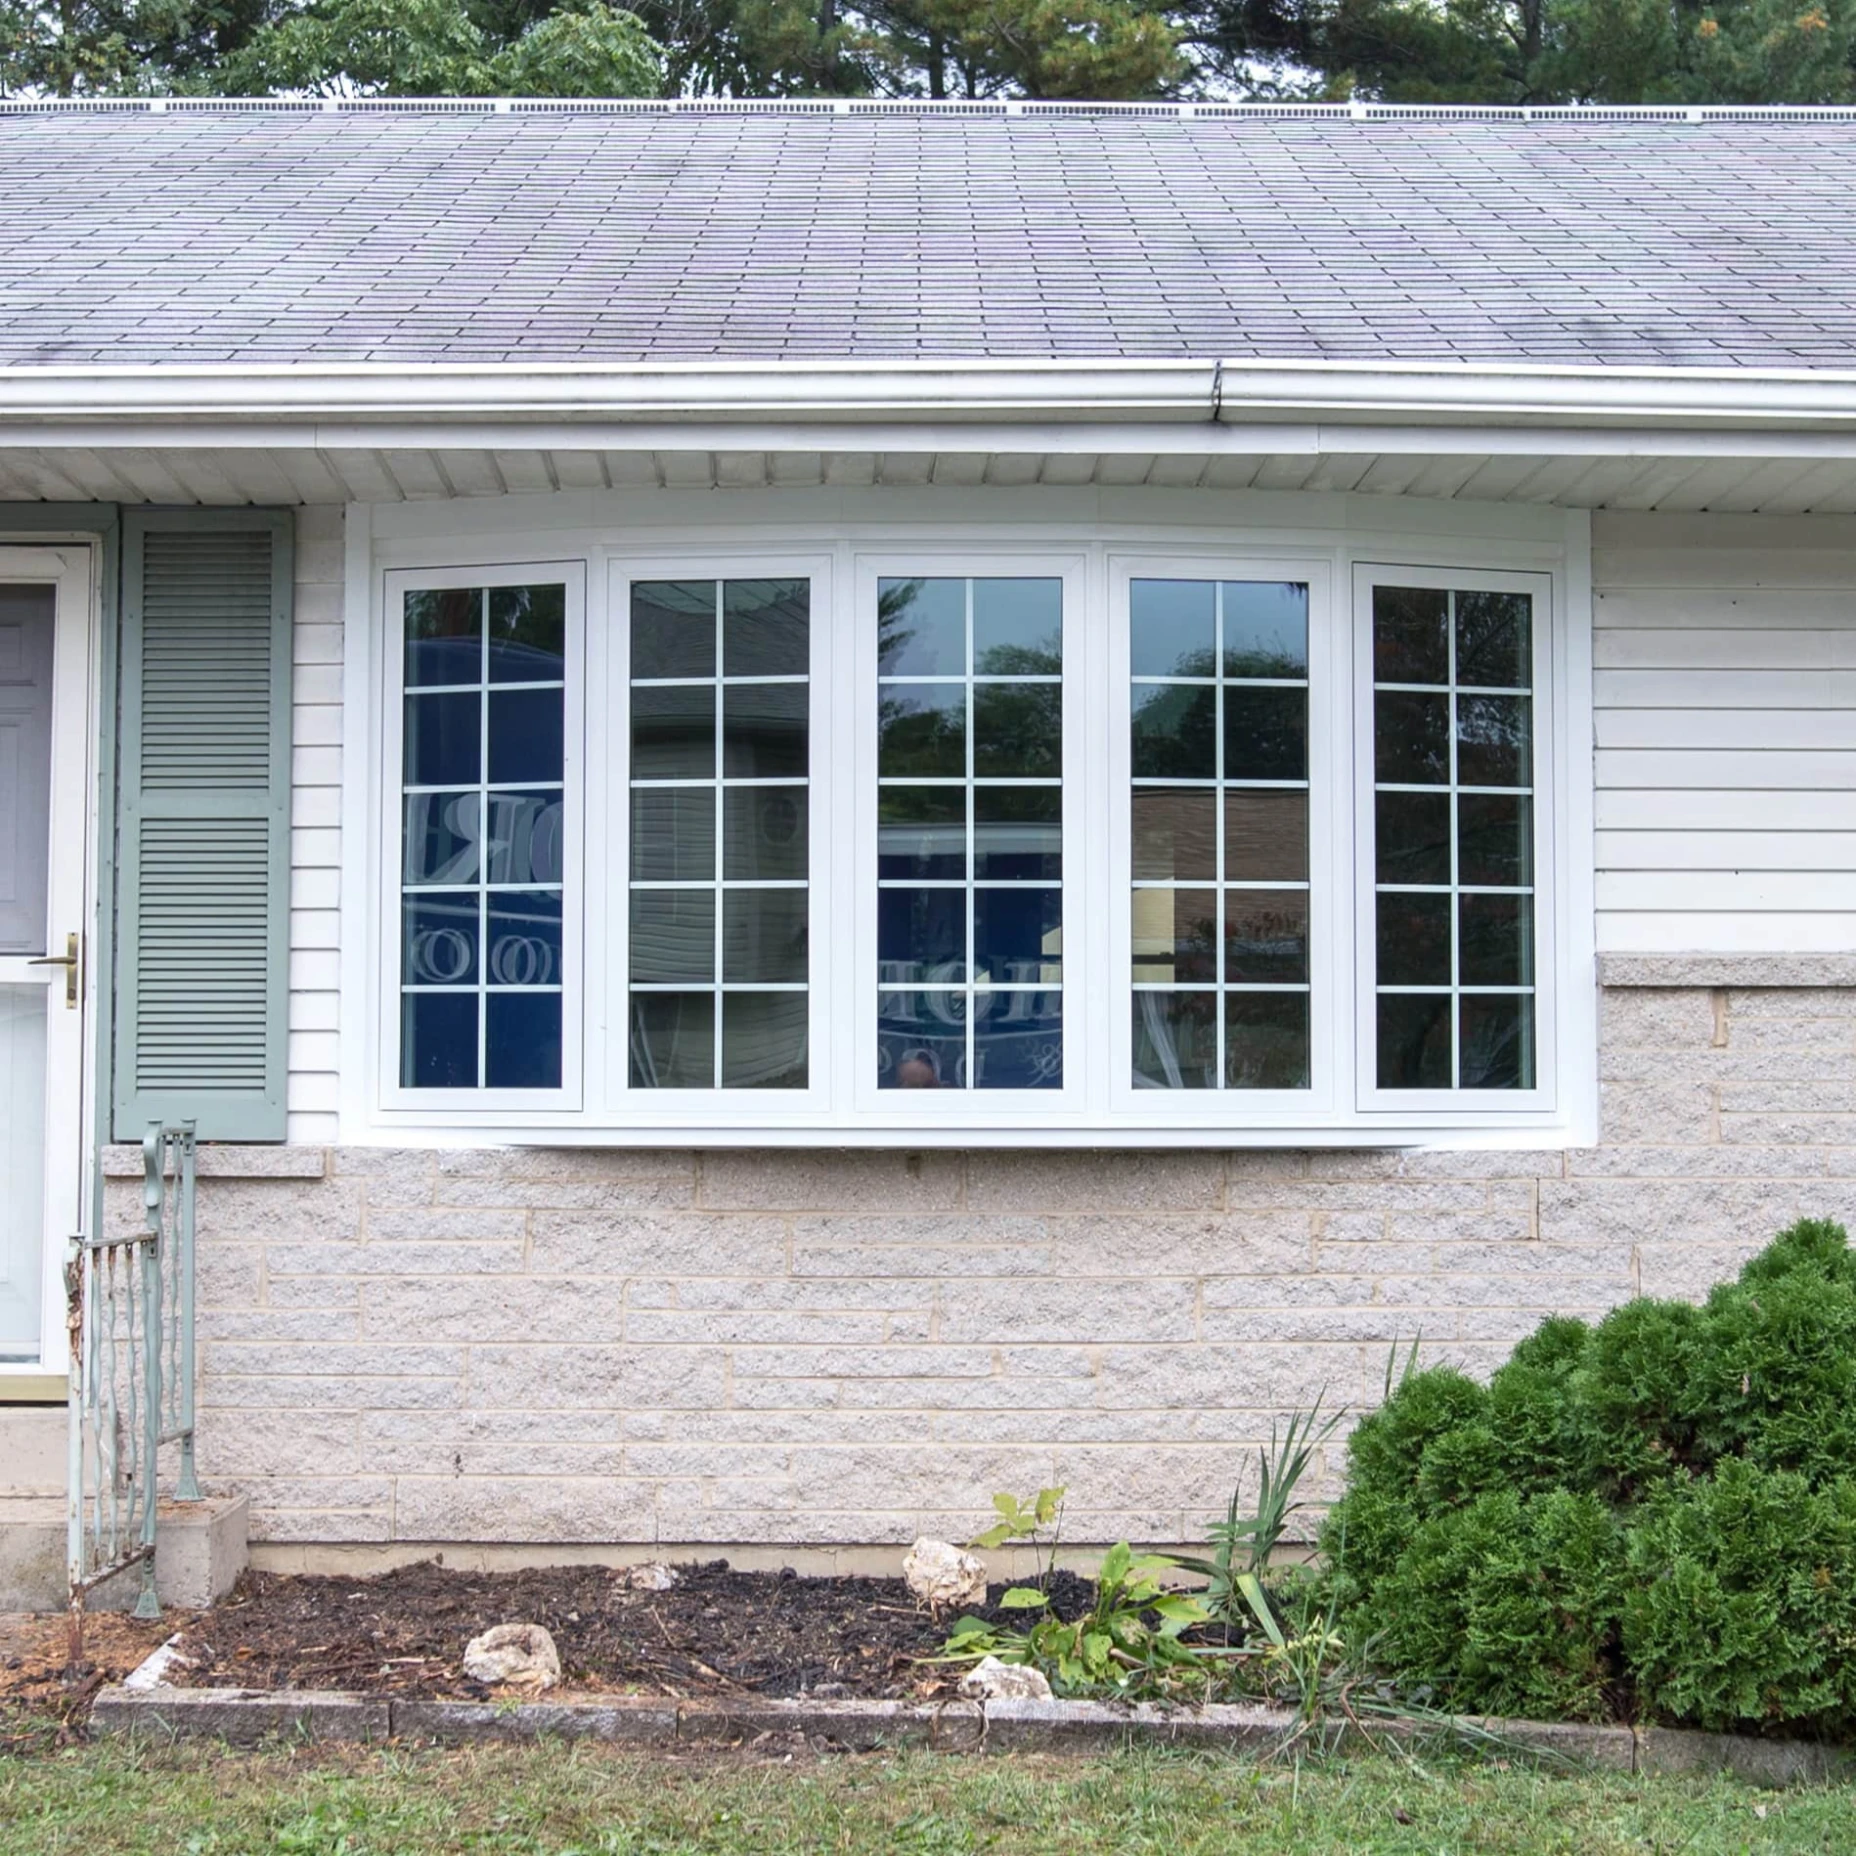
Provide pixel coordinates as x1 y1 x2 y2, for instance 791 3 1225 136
27 933 80 1006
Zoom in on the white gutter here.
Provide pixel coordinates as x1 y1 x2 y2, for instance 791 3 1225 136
2 358 1856 434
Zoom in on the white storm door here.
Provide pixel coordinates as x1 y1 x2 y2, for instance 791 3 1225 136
0 547 93 1373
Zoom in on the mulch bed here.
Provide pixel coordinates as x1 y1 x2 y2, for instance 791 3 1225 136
164 1560 1099 1703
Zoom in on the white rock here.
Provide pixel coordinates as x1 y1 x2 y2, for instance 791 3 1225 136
903 1538 989 1612
959 1656 1054 1703
616 1562 679 1592
463 1622 561 1691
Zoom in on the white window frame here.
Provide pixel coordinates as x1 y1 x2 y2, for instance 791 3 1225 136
1351 562 1559 1119
376 560 586 1116
347 496 1594 1147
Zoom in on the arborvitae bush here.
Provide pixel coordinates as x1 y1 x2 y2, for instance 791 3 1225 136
1322 1218 1856 1738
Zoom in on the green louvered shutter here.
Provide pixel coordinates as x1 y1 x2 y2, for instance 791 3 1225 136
113 510 294 1140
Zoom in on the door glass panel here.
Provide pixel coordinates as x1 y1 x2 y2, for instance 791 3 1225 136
0 985 47 1360
0 587 55 955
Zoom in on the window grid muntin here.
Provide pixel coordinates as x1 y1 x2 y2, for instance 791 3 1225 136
627 578 810 1090
399 585 565 1090
876 576 1063 1091
1371 585 1537 1091
1130 578 1311 1090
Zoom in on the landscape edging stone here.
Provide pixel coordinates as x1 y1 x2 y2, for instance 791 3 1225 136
87 1651 1840 1785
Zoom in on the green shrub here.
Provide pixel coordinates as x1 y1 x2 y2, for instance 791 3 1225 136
1322 1217 1856 1738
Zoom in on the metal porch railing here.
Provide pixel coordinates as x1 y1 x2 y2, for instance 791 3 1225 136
65 1121 201 1647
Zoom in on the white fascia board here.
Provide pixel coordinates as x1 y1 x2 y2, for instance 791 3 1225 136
4 356 1856 434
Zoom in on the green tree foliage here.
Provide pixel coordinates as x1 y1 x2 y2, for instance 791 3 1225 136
1183 0 1856 105
1324 1218 1856 1734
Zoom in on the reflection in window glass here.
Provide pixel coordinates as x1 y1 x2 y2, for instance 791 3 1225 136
628 579 809 1090
401 584 566 1090
877 576 1063 1090
1372 585 1535 1090
1130 579 1310 1091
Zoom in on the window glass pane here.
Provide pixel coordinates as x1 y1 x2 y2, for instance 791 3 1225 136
878 787 965 881
1377 993 1452 1089
878 577 965 676
404 895 478 986
400 582 566 1093
486 892 563 987
1374 691 1449 785
974 886 1062 982
1129 579 1311 1091
878 684 965 777
1375 791 1450 887
630 993 715 1088
1223 686 1306 782
632 788 716 882
1225 790 1308 883
722 888 808 984
1461 993 1535 1089
1133 991 1217 1089
1130 578 1214 677
1456 693 1532 789
877 994 966 1090
404 691 479 787
401 991 478 1090
1455 591 1530 689
405 588 481 688
1132 888 1217 983
724 787 807 882
722 993 808 1089
488 584 565 683
1224 888 1308 985
1458 792 1533 888
972 990 1062 1089
632 581 716 679
1377 891 1451 987
1222 582 1307 677
1133 787 1216 881
630 580 811 1082
1226 992 1310 1089
724 683 807 778
1374 586 1448 685
876 575 1063 1091
1372 584 1537 1091
973 578 1062 674
1131 684 1215 779
723 579 808 677
485 992 561 1090
487 686 563 785
630 685 714 779
974 787 1061 880
630 889 715 984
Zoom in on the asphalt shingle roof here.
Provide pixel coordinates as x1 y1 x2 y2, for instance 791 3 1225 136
4 102 1856 369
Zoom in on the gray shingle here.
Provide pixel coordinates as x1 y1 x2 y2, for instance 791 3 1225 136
0 105 1854 367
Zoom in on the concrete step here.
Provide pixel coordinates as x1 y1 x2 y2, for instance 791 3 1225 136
0 1406 66 1496
0 1493 249 1613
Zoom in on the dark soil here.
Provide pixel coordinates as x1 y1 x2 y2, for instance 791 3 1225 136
170 1561 1101 1702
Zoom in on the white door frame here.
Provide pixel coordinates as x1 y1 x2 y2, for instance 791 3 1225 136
0 543 97 1386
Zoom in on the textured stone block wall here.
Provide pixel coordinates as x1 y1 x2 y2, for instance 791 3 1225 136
104 978 1856 1550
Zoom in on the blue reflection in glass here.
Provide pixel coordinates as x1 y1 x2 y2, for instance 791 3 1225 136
878 990 967 1089
485 991 561 1089
973 579 1061 674
974 887 1061 981
973 990 1062 1089
1222 582 1308 677
403 895 478 986
404 691 480 787
878 578 965 676
489 687 564 785
401 991 477 1089
405 588 481 689
1131 580 1214 678
877 888 965 980
487 891 563 987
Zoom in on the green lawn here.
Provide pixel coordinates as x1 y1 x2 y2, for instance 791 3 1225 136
2 1740 1854 1855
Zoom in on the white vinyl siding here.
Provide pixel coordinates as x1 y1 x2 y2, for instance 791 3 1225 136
1593 512 1856 955
287 505 345 1142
